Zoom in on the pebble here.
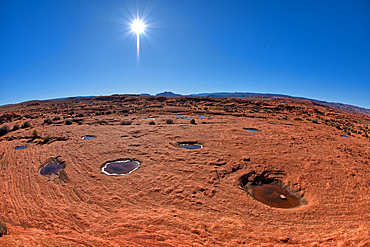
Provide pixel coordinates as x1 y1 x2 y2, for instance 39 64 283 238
280 194 287 200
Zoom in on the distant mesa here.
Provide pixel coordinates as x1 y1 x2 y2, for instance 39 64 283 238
137 91 182 97
155 91 182 97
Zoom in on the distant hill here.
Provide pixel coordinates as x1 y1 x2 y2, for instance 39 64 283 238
190 92 292 98
155 91 182 97
311 100 370 116
7 91 367 116
48 95 95 100
175 91 370 116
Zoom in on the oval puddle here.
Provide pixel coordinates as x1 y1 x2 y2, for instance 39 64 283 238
341 135 349 138
102 160 140 175
243 128 260 132
82 135 96 140
249 183 301 209
39 162 64 176
180 125 188 128
183 118 190 120
15 145 26 150
180 143 203 150
142 118 155 121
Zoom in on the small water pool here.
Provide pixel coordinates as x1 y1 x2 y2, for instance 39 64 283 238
341 135 349 138
243 128 260 132
102 160 140 175
180 143 203 150
249 183 301 209
142 118 155 121
82 135 96 140
39 162 64 176
14 145 26 150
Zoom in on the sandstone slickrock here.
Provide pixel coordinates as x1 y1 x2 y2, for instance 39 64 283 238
0 96 369 246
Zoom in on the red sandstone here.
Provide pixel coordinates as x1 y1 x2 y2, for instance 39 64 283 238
0 96 369 246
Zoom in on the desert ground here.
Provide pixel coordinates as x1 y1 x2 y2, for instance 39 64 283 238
0 95 370 246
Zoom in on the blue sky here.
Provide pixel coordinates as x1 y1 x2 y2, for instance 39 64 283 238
1 0 369 108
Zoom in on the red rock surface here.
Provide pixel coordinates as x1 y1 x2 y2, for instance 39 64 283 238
0 96 370 246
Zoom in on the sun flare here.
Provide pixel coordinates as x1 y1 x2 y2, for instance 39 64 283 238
131 19 145 34
131 19 146 56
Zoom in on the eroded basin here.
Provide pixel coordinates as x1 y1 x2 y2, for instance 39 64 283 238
240 172 304 209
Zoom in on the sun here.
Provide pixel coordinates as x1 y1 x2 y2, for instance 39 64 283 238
131 19 145 34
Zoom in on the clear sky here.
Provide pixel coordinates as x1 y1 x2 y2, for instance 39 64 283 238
1 0 369 108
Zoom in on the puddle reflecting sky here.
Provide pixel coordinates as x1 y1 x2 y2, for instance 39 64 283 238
15 145 26 150
102 160 140 175
82 136 96 140
180 144 203 150
39 162 64 176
